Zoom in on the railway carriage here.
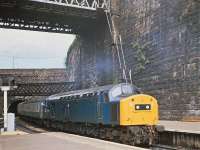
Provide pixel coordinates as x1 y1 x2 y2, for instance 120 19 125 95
18 100 44 119
18 83 159 145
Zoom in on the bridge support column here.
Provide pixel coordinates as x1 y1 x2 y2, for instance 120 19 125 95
110 0 122 82
0 85 17 132
0 86 10 131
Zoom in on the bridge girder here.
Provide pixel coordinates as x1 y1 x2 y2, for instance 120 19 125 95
0 0 107 34
31 0 110 11
0 16 74 34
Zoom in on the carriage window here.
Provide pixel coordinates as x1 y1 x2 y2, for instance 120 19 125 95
51 103 56 117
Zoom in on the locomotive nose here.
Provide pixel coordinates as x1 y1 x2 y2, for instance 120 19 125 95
119 94 158 126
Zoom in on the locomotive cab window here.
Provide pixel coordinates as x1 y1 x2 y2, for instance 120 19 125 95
109 83 139 102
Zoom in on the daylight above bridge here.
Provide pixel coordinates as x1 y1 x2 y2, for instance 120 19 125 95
0 0 110 34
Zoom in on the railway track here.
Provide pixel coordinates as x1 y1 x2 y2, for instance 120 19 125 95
16 123 42 134
16 118 48 134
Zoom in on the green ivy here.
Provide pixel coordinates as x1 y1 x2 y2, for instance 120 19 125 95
132 42 150 73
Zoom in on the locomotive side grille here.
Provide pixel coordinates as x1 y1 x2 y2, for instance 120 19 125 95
111 103 119 122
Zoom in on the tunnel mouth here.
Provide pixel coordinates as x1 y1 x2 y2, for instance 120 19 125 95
8 100 24 115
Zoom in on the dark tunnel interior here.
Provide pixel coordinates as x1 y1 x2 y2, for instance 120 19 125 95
8 100 24 115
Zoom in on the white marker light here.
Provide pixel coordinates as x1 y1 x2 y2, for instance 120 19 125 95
136 105 140 110
146 105 150 109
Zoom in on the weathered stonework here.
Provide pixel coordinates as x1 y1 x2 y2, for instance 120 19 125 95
0 69 68 83
0 69 69 115
66 13 113 89
66 37 81 83
119 0 200 120
66 0 200 120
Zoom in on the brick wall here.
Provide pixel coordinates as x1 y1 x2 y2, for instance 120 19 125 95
0 69 69 115
0 69 68 83
66 14 113 89
119 0 200 120
66 0 200 120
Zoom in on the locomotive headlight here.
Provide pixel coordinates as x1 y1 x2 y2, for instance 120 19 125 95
146 105 150 109
136 105 140 110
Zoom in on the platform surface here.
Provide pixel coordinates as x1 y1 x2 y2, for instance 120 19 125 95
159 120 200 134
0 132 147 150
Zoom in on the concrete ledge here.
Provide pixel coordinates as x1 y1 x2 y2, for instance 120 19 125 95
159 120 200 134
0 130 28 136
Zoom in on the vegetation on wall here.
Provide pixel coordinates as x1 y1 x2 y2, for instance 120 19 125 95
132 42 150 73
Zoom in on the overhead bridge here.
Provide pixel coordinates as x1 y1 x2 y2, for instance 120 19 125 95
0 0 109 34
31 0 109 10
0 69 76 96
0 82 75 96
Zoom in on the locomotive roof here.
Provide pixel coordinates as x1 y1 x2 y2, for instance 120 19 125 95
47 83 135 100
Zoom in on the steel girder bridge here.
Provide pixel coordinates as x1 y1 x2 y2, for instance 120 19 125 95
0 0 110 34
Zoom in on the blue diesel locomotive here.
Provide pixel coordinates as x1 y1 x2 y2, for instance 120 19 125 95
18 83 159 145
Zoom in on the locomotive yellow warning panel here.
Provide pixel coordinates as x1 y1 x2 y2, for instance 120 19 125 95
120 94 158 126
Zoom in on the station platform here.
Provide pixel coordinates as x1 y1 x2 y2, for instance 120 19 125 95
158 120 200 149
0 132 147 150
159 120 200 134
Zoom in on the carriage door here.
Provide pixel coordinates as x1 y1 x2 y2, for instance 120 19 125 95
64 103 70 121
50 102 56 120
97 94 104 121
40 102 43 119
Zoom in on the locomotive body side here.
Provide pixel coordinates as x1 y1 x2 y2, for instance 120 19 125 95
44 94 100 124
17 83 160 145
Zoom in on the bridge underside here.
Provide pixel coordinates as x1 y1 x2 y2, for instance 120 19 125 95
0 0 103 34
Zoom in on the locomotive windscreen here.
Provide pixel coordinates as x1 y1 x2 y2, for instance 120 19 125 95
109 83 140 102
